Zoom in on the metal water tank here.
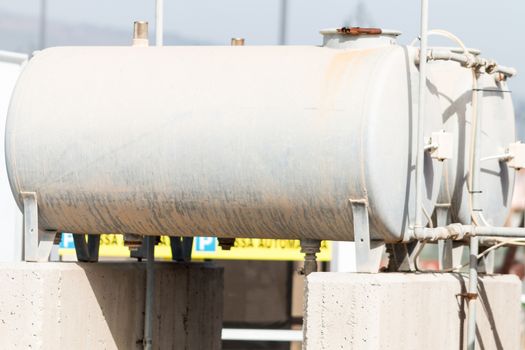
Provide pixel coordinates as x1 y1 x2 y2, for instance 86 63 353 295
5 30 444 242
429 58 515 226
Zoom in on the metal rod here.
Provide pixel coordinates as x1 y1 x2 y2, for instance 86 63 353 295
414 0 429 232
144 236 155 350
155 0 164 46
467 236 479 350
39 0 47 50
480 153 511 162
466 76 484 350
278 0 288 45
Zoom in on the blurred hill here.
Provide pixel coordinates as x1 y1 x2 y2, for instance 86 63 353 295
0 10 210 54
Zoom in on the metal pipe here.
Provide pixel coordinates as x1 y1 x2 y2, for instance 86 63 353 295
417 224 525 241
155 0 164 46
231 38 245 46
278 0 288 45
471 81 483 223
474 226 525 237
414 0 429 234
133 21 149 47
0 51 28 65
425 49 517 78
467 236 479 350
144 236 155 350
39 0 47 50
465 76 484 350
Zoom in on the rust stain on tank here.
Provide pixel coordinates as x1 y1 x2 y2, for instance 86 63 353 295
319 49 375 119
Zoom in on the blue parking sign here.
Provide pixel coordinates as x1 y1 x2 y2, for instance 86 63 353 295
194 237 216 252
60 233 75 249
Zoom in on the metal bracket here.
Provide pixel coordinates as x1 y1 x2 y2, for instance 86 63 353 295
21 192 56 262
350 199 384 273
458 292 478 301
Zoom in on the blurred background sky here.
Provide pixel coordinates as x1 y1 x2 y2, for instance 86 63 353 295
0 0 524 131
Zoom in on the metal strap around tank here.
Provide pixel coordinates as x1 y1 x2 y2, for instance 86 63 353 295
350 199 384 273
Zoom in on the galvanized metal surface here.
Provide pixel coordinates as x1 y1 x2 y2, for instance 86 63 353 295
7 44 445 241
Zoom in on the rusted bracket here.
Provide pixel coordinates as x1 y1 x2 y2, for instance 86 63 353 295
337 27 382 35
457 292 478 301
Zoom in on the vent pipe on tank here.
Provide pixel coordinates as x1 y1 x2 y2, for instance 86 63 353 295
231 38 245 46
320 27 401 49
133 21 149 47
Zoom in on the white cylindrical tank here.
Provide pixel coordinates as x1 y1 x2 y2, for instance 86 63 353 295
6 32 445 242
429 59 515 226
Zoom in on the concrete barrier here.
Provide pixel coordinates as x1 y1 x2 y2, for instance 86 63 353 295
304 272 520 350
0 262 223 349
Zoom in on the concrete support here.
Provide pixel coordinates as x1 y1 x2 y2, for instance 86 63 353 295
304 273 520 350
0 262 223 349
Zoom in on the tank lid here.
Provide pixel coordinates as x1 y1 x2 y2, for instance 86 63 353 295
320 27 401 49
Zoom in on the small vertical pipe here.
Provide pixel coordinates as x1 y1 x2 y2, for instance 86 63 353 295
155 0 164 46
466 80 484 350
39 0 47 49
144 236 155 350
278 0 288 45
414 0 429 234
133 21 149 47
231 38 245 46
467 236 479 350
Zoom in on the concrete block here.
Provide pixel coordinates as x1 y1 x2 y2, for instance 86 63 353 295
304 273 520 350
0 262 223 350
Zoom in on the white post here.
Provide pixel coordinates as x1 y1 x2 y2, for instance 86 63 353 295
156 0 164 47
414 0 429 234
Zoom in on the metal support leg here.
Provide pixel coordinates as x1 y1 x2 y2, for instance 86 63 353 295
144 236 156 350
171 237 194 262
218 237 236 250
22 192 38 262
87 235 101 262
300 239 321 276
350 199 384 273
170 236 183 261
182 237 194 261
38 230 57 262
21 192 56 262
73 234 100 262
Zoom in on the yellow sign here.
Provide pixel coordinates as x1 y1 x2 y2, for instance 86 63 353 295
59 234 332 261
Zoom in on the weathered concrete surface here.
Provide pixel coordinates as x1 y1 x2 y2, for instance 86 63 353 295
304 273 520 350
0 262 223 349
